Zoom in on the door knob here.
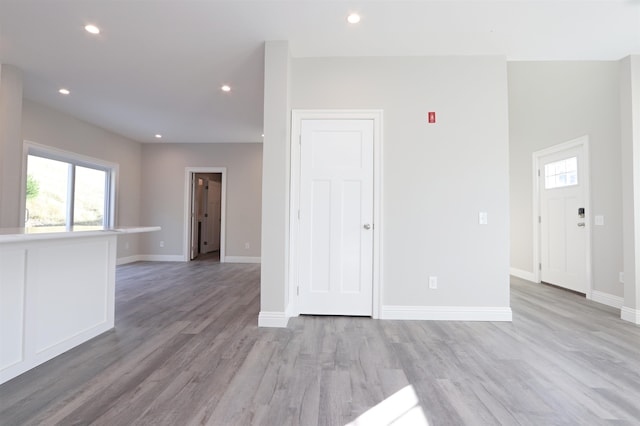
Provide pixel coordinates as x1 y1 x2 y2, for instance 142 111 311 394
577 222 585 227
363 224 371 230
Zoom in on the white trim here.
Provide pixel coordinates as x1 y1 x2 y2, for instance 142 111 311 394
621 306 640 324
510 267 536 282
183 167 227 263
20 146 29 226
23 141 117 170
119 253 257 265
532 136 592 292
381 306 513 322
116 255 144 265
224 256 261 264
137 254 184 262
288 109 384 319
258 311 290 328
285 302 296 318
590 290 624 309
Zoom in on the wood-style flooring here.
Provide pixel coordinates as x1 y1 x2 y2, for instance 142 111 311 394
1 260 639 425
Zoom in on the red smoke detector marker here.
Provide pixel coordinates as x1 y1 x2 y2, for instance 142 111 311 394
428 112 436 123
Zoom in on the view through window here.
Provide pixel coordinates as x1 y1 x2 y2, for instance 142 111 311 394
25 151 112 228
544 157 578 190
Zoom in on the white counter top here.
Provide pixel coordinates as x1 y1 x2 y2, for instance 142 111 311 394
0 226 161 243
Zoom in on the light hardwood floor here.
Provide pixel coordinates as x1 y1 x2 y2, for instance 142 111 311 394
1 260 639 425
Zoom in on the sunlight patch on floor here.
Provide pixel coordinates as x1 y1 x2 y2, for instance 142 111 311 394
346 385 429 426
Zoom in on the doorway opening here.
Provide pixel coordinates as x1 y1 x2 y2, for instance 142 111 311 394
184 167 227 262
533 136 591 296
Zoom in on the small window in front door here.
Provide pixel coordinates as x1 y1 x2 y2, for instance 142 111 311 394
544 157 578 189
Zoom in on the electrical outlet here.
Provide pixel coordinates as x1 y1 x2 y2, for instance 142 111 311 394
160 241 164 248
619 272 624 284
429 276 438 289
245 242 250 249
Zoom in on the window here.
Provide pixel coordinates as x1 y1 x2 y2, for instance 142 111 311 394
24 144 115 229
544 157 578 189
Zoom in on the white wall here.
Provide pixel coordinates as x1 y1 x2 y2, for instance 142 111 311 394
139 143 262 260
21 100 143 259
508 62 623 298
620 55 640 322
284 56 510 312
260 41 291 321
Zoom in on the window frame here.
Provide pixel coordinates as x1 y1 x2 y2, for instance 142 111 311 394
21 141 118 228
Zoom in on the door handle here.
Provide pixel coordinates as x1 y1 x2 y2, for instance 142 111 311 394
577 222 585 227
363 224 371 230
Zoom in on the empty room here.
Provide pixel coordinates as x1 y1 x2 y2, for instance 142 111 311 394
1 1 640 425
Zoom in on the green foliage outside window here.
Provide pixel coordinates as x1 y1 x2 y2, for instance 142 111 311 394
26 174 39 200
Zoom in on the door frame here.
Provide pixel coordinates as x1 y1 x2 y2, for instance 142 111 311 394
183 167 227 262
532 135 592 296
288 110 383 318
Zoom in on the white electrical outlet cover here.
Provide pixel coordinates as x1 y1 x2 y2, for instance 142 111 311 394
428 276 437 289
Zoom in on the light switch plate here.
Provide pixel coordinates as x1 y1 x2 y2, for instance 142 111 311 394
479 211 488 225
595 215 604 226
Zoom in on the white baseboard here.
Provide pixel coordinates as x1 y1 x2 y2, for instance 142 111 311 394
117 254 261 265
621 306 640 324
590 290 624 309
510 267 536 282
285 302 296 318
137 254 184 262
224 256 261 264
258 311 289 328
116 255 144 265
381 306 513 322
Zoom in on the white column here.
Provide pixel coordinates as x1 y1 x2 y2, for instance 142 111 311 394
620 55 640 324
259 41 291 327
0 64 24 228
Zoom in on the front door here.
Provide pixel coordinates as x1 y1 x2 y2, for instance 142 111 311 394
298 119 374 316
540 144 588 293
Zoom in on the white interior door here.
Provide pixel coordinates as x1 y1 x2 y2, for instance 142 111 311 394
189 175 198 259
298 119 374 316
540 145 587 293
199 177 219 254
199 178 209 254
208 177 221 251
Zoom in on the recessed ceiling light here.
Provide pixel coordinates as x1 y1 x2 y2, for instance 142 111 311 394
221 85 231 92
84 24 100 35
155 134 162 139
347 13 361 24
59 88 70 95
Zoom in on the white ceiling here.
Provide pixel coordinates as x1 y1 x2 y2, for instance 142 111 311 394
1 0 639 144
